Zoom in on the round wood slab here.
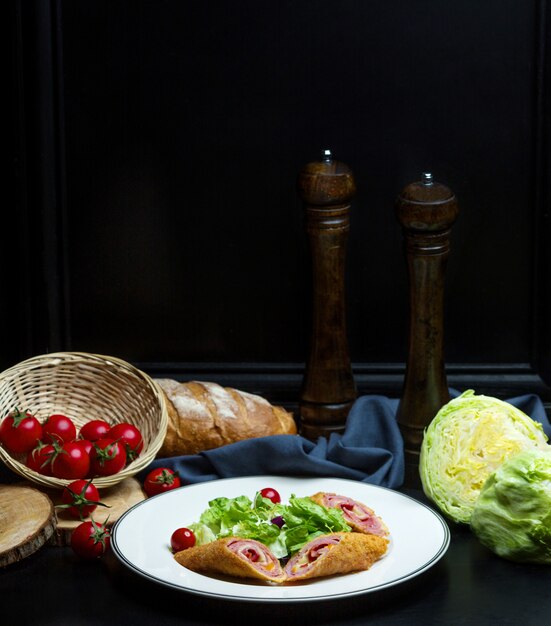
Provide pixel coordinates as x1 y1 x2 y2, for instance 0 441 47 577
45 477 146 546
0 484 56 567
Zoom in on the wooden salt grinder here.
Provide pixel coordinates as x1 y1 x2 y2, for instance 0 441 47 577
395 173 459 485
297 150 357 439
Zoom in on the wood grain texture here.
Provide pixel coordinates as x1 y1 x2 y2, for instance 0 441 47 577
298 152 357 439
0 484 56 567
395 176 459 483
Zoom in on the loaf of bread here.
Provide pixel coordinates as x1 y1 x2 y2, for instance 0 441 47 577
155 379 297 457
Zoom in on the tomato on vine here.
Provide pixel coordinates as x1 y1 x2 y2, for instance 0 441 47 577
75 439 93 456
108 422 144 462
143 468 181 497
90 439 127 476
58 479 108 520
70 518 111 559
0 408 43 454
79 420 110 442
42 413 77 444
50 441 90 479
26 441 56 475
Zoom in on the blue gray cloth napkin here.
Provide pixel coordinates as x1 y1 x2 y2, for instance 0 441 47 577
139 391 551 490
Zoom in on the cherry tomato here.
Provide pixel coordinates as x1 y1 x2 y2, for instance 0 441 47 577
70 519 110 559
51 442 91 479
108 422 144 462
0 408 43 454
75 439 93 456
143 467 181 497
170 527 196 552
259 487 281 504
26 442 56 475
42 413 77 444
60 479 103 519
90 438 127 476
79 420 110 442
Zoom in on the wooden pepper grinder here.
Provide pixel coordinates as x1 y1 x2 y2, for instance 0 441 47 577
297 149 357 439
395 173 459 485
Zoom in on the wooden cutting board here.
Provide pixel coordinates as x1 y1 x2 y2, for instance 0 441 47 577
0 484 57 567
44 477 146 546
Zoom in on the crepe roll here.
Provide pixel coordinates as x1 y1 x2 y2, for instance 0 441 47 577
174 537 286 583
284 532 388 582
310 492 389 537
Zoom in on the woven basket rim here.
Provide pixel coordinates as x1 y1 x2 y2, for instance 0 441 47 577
0 351 168 489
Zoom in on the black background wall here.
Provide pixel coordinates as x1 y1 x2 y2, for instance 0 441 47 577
7 0 551 414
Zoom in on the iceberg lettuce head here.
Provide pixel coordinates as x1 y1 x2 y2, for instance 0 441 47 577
419 390 548 524
470 448 551 563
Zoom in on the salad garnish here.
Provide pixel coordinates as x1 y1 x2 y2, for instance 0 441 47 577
188 490 351 558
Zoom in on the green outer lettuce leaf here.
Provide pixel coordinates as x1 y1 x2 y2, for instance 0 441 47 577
189 523 216 545
283 495 350 554
195 495 257 535
419 390 548 524
470 449 551 563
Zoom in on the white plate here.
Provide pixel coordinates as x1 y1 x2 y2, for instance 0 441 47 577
112 476 449 603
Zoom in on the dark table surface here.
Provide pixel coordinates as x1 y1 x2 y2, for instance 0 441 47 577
1 486 549 626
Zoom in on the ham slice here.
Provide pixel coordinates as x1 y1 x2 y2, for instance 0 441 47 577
174 537 286 583
284 532 388 581
310 492 389 537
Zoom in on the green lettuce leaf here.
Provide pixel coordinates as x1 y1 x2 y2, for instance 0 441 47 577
285 495 350 532
197 495 256 535
282 495 350 553
188 522 216 545
470 448 551 563
188 491 351 557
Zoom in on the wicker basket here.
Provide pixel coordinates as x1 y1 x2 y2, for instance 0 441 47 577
0 352 168 489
